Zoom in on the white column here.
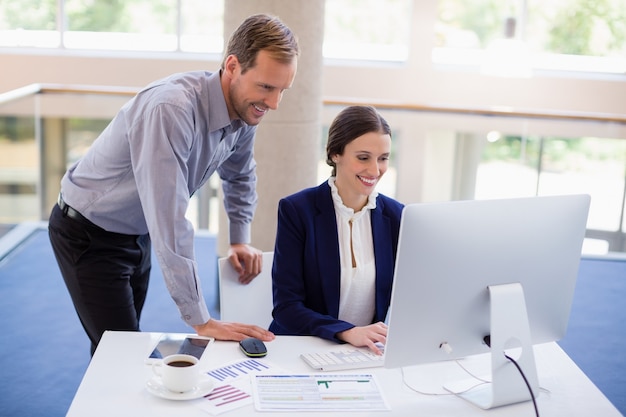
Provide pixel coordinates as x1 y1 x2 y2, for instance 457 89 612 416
218 0 325 255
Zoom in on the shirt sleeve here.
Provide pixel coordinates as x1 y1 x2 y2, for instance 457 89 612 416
217 126 258 244
128 102 211 327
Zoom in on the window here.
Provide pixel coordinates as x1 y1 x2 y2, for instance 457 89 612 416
0 0 58 47
475 133 626 252
180 0 223 53
323 0 412 62
435 0 626 75
0 116 38 222
0 0 224 53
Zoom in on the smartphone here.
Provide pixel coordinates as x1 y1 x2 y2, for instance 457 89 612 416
146 333 214 363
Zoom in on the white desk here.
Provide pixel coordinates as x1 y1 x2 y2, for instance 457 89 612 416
66 331 622 416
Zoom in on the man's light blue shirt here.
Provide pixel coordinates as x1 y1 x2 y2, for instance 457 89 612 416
60 70 258 326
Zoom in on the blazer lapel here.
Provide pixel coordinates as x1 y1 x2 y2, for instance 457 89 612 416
314 182 341 317
371 198 393 322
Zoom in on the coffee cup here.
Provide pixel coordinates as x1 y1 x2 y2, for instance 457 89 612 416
152 354 200 393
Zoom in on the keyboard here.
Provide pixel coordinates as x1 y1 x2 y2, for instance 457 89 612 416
300 346 385 371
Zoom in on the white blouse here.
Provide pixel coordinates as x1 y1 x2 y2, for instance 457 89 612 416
328 177 378 327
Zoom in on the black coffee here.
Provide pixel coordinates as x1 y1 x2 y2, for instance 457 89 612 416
167 360 194 367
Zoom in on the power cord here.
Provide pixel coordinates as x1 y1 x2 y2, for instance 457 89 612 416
504 353 540 417
400 366 489 396
400 351 544 417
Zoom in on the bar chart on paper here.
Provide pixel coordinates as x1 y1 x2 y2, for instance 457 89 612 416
198 359 279 414
205 359 271 382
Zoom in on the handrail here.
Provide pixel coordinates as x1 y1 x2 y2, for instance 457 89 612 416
1 83 625 125
0 84 44 104
324 97 626 125
0 83 139 105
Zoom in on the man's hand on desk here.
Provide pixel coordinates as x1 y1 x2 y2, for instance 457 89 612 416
194 318 275 342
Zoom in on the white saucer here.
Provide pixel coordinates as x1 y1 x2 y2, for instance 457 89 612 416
146 376 214 401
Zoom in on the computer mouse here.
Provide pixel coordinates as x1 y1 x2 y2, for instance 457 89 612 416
239 337 268 357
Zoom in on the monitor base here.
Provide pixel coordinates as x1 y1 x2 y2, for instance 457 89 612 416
445 283 539 409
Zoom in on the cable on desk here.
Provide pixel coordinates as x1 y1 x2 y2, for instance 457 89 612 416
400 361 490 396
505 353 540 417
401 356 547 416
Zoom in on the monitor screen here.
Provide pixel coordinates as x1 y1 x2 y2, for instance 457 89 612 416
383 194 590 409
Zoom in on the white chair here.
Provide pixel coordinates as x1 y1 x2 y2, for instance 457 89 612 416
218 251 274 329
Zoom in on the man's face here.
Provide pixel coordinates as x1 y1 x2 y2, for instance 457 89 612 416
224 50 297 126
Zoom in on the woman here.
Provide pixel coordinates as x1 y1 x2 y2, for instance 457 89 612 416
269 105 404 354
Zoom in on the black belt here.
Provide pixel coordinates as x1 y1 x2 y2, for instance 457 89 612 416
58 195 89 223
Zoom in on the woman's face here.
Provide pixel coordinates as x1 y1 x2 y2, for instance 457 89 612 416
333 131 391 211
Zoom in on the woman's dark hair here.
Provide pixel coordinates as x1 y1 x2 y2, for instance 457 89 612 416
326 105 391 176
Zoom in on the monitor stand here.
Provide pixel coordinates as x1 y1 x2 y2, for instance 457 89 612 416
444 282 539 409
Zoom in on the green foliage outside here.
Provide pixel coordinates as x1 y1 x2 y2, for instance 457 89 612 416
0 0 56 30
65 0 130 32
482 135 626 174
2 0 623 57
0 117 35 142
0 0 177 33
545 0 626 56
438 0 626 57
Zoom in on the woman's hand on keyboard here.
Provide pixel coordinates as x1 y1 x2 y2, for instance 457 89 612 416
337 322 387 355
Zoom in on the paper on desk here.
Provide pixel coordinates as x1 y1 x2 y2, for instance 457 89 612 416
251 374 390 412
195 377 254 415
204 358 278 383
196 358 288 415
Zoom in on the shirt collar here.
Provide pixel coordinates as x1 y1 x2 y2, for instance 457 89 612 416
328 177 377 219
206 71 245 134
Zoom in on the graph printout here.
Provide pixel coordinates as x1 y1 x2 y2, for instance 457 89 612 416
196 379 253 415
198 358 280 415
252 374 390 411
205 358 271 382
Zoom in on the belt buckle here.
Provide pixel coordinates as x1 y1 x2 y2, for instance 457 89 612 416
58 194 70 216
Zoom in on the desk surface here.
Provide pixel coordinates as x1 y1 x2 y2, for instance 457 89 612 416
66 331 622 417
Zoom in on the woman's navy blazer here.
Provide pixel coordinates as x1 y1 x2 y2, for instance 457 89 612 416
269 181 404 342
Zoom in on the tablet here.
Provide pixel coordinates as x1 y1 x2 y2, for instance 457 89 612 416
145 333 214 363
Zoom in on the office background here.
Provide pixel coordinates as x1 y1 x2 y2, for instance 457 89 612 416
1 0 625 255
0 0 625 416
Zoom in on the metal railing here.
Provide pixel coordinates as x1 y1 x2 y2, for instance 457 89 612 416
2 83 626 251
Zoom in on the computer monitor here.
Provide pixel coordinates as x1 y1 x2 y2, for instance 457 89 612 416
384 194 590 410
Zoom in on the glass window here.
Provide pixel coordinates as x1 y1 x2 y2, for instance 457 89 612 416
0 0 224 53
323 0 412 62
527 0 626 57
0 116 38 222
64 0 178 51
180 0 224 53
476 133 626 233
0 0 58 47
435 0 626 74
475 134 541 199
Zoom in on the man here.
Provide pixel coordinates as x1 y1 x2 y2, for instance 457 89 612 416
48 14 299 355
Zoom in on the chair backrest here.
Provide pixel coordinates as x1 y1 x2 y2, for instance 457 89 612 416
218 251 274 329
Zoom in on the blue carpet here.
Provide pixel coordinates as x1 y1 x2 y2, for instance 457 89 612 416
558 257 626 414
0 227 624 416
0 227 219 417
